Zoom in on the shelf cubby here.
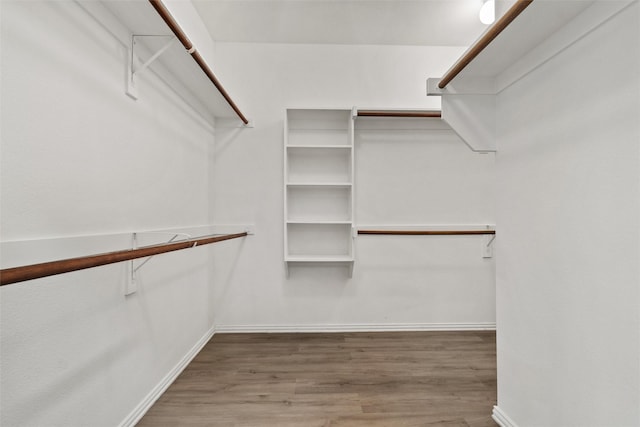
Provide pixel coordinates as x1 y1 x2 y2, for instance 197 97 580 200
286 147 352 184
286 223 353 258
287 186 352 223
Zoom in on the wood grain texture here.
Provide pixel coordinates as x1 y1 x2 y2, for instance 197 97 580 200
137 332 497 426
0 233 247 286
438 0 535 88
356 110 442 118
148 0 250 124
358 230 495 236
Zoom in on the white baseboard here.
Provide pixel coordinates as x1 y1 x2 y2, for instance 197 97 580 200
492 406 518 427
118 322 494 426
118 325 216 427
215 322 495 333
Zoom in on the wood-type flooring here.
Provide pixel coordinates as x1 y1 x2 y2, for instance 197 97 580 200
137 331 497 426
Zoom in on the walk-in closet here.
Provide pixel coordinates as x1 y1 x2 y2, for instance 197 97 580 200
1 1 638 426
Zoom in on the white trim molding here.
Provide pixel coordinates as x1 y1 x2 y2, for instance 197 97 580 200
119 326 216 427
215 323 496 334
492 406 519 427
118 323 495 426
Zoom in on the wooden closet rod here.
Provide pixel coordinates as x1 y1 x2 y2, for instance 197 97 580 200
358 230 495 236
0 232 247 286
148 0 249 125
357 110 442 118
438 0 534 89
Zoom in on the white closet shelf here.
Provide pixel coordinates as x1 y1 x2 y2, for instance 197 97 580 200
426 0 629 152
287 220 353 225
285 255 354 263
428 0 615 94
460 1 595 78
286 145 352 149
90 0 246 122
288 128 349 132
286 182 352 188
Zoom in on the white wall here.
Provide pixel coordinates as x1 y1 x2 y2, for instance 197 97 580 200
1 3 498 424
495 3 640 425
210 42 496 330
0 1 221 425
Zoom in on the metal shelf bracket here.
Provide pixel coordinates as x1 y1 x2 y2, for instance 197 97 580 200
482 227 496 258
126 231 191 295
126 35 176 100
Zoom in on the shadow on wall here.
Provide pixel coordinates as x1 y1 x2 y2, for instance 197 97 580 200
209 239 248 321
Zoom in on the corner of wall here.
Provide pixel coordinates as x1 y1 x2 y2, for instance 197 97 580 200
118 325 217 427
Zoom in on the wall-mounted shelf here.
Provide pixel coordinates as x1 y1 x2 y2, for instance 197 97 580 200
285 255 355 263
356 110 441 118
79 0 248 124
286 183 352 188
0 232 248 287
354 109 454 144
286 145 352 149
426 0 631 152
427 0 599 94
284 109 355 277
287 220 353 225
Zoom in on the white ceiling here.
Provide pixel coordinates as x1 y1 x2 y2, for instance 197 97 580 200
191 0 492 46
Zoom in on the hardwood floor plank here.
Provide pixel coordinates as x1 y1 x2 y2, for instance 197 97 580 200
326 414 471 427
137 331 497 426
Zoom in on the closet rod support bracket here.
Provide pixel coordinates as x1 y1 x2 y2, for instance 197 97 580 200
126 35 176 100
482 232 496 258
126 231 192 295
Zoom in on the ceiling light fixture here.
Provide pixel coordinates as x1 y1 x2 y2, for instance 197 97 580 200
479 0 495 25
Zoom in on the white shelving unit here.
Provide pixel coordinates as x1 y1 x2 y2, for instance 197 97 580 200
78 0 247 124
284 109 355 277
